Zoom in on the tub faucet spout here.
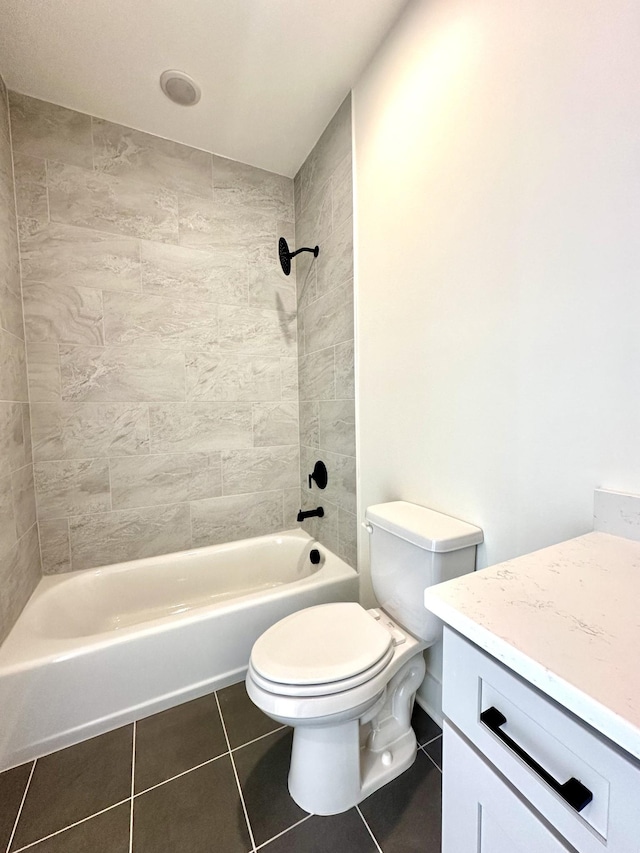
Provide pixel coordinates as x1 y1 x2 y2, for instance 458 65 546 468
297 507 324 522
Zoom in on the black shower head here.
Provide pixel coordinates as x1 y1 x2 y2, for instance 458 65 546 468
278 237 319 276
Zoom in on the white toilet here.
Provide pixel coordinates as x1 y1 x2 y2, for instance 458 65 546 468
245 501 483 815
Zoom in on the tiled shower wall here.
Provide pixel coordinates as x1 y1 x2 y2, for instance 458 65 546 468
0 77 41 641
9 92 300 573
294 96 356 567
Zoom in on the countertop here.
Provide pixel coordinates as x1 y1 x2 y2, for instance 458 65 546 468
424 530 640 762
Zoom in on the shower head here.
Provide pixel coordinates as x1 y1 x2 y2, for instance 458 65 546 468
278 237 319 276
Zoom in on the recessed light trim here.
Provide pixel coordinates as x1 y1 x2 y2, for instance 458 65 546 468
159 70 201 106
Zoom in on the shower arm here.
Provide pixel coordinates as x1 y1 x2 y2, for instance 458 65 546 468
287 246 319 260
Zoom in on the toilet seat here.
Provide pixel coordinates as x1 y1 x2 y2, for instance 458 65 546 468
250 602 394 694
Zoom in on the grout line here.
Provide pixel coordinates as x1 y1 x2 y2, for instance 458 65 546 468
356 805 383 853
11 798 130 853
421 733 442 748
133 751 227 799
420 743 442 774
254 813 313 851
4 760 36 853
231 725 287 754
214 692 257 852
128 721 136 853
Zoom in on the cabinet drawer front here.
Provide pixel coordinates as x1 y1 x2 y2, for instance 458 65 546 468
443 628 640 853
443 723 575 853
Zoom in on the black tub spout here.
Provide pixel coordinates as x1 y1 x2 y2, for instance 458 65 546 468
297 507 324 522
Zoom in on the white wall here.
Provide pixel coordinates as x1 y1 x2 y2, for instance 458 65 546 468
353 0 640 718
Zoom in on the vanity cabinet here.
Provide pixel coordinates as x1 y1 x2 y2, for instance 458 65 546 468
443 723 575 852
441 628 640 853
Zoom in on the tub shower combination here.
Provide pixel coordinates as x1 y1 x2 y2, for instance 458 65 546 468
0 529 357 771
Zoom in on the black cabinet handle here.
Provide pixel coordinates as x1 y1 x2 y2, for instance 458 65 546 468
480 706 593 813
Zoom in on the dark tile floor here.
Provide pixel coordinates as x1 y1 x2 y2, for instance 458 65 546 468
0 682 442 852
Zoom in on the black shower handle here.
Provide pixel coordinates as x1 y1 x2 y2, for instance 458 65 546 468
480 707 593 812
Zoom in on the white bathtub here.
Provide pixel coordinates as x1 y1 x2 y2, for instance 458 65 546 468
0 529 358 771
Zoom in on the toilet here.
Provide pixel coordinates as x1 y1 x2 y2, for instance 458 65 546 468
245 501 483 815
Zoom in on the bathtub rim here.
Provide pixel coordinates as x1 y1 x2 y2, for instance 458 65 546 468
0 528 358 675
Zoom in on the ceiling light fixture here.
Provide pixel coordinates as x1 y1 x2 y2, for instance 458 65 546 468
159 70 201 106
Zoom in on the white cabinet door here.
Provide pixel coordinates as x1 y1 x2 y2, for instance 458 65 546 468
443 723 576 853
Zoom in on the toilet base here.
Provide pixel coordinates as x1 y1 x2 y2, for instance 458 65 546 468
288 653 426 815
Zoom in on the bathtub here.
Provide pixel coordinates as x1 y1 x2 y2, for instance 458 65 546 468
0 529 358 771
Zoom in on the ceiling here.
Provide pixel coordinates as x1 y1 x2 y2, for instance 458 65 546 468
0 0 407 177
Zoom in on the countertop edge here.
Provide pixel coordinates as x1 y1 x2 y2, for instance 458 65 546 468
424 589 640 764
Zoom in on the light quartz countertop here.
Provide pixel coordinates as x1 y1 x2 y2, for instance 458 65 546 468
424 531 640 762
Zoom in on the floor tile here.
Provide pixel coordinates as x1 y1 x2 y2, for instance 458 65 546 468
260 810 378 853
11 726 133 850
0 762 32 850
133 755 251 853
423 735 442 771
411 704 441 746
24 803 130 853
233 728 307 847
135 693 227 793
217 680 281 748
359 750 441 853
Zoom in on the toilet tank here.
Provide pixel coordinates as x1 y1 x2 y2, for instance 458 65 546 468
365 501 483 642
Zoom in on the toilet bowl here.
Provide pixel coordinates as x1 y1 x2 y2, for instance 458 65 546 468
246 501 483 815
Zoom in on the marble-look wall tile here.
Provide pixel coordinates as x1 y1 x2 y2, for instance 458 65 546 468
9 93 93 168
318 400 355 456
248 262 296 314
31 402 150 461
323 450 357 515
179 196 275 262
48 161 179 243
20 223 141 292
221 447 299 495
12 464 37 538
335 340 355 399
283 487 302 528
109 452 222 510
332 156 353 230
23 281 104 345
69 503 192 571
9 93 302 573
39 518 71 574
315 217 353 298
21 403 32 465
0 525 41 644
0 403 27 478
299 402 319 448
191 490 284 547
253 402 299 447
185 352 280 402
149 403 253 453
338 508 357 568
103 290 218 350
301 281 353 355
0 284 25 340
299 483 339 553
60 345 186 402
298 348 335 401
280 357 298 400
12 154 49 239
140 240 247 306
219 304 296 356
212 155 293 219
0 471 17 556
296 95 351 214
34 458 111 519
294 97 354 563
92 119 212 199
0 329 28 401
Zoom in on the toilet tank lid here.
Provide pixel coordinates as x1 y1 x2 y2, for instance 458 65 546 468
365 501 483 552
